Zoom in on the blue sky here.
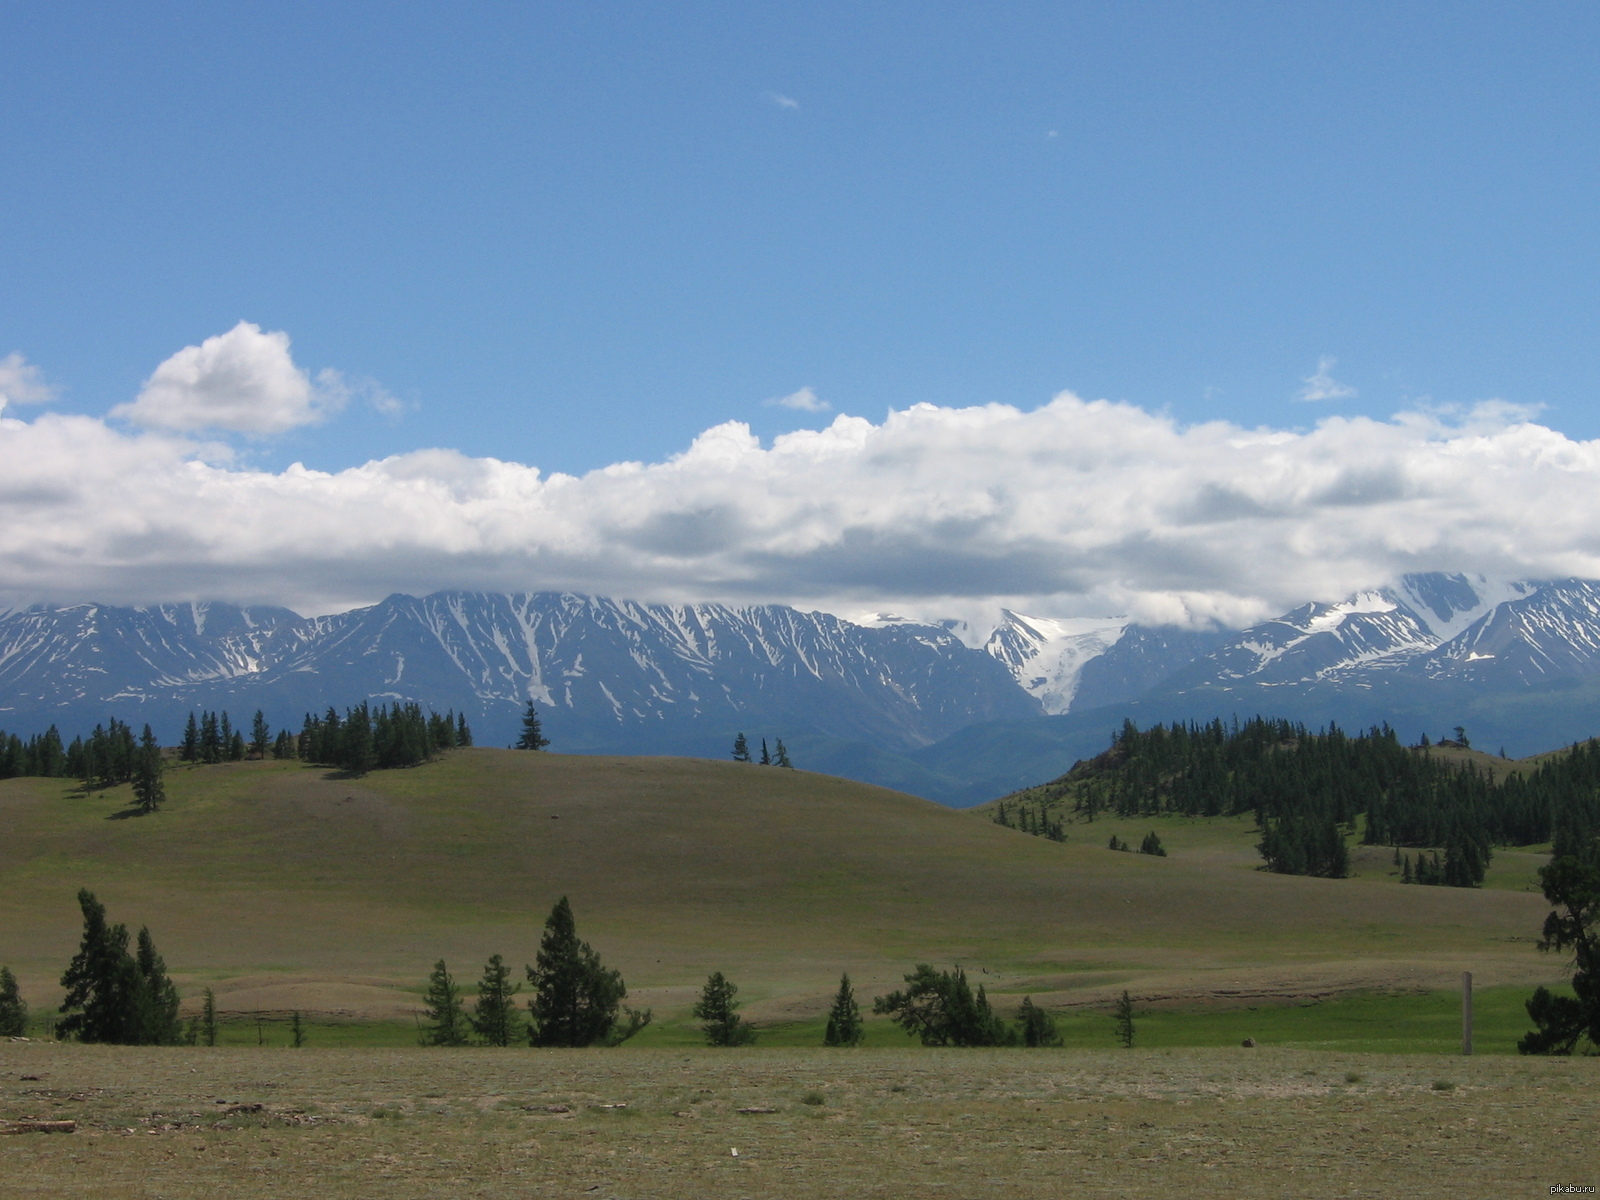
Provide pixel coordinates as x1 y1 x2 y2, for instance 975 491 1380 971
4 4 1600 619
7 3 1598 470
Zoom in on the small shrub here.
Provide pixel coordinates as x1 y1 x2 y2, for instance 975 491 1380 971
1344 1072 1363 1084
800 1091 825 1106
1431 1079 1456 1092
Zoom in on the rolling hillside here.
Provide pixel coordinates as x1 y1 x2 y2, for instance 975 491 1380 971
0 750 1557 1027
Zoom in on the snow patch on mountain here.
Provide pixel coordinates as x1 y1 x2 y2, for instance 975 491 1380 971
981 611 1129 714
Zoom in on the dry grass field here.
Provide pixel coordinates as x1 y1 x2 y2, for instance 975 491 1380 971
3 1040 1595 1199
0 750 1563 1028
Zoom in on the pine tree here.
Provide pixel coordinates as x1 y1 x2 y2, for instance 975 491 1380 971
526 897 644 1046
0 966 27 1037
200 712 221 764
181 713 200 763
1017 996 1061 1047
1139 831 1166 856
201 986 217 1047
420 959 468 1046
457 713 473 747
250 711 271 760
693 972 756 1046
134 926 182 1045
822 972 864 1046
58 889 137 1043
774 739 793 769
1113 990 1136 1048
759 739 771 766
291 1011 306 1047
516 702 550 750
131 725 165 815
470 953 523 1047
731 733 751 762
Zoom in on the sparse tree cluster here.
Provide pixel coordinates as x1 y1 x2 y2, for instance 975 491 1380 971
693 971 757 1046
992 801 1065 841
180 711 246 764
995 717 1600 885
298 703 470 774
57 889 181 1045
419 897 648 1049
871 965 1012 1047
731 733 793 768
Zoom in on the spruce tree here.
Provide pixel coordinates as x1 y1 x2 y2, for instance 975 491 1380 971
693 972 756 1046
1113 990 1136 1048
291 1011 306 1048
731 733 751 762
470 953 523 1047
457 713 472 746
134 926 182 1045
420 959 468 1046
1017 996 1061 1047
516 702 550 750
58 889 137 1043
526 897 643 1046
822 972 864 1046
201 986 217 1047
131 725 165 815
774 739 793 769
181 713 200 763
759 739 771 766
250 711 271 760
0 966 27 1037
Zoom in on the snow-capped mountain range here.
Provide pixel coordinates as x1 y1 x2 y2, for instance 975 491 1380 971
7 573 1600 802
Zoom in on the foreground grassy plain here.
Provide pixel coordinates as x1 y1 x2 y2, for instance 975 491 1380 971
0 750 1565 1030
3 1041 1595 1199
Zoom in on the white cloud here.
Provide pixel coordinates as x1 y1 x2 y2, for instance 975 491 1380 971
111 321 347 434
1297 355 1357 403
764 91 799 110
5 385 1600 624
764 386 831 413
0 352 57 410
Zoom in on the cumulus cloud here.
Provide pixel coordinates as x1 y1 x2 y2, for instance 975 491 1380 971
1297 355 1357 403
111 321 347 434
764 386 831 413
0 352 57 410
6 387 1600 624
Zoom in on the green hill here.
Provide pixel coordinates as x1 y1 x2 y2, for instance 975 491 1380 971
0 750 1558 1029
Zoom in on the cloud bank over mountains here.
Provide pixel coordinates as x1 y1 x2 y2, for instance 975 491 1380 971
4 327 1600 622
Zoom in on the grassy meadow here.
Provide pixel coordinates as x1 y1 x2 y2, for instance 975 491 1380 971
1 748 1589 1197
0 748 1567 1040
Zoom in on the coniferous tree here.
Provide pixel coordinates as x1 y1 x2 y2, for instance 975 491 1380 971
200 712 222 764
1113 990 1136 1048
250 711 271 760
526 897 645 1046
134 926 182 1045
0 966 27 1037
774 739 793 769
694 972 756 1046
343 704 375 774
515 702 550 750
131 725 165 815
219 712 234 759
457 713 473 747
1017 996 1061 1047
58 889 137 1043
822 973 864 1046
58 890 181 1045
181 713 201 763
759 739 771 766
291 1010 306 1048
872 965 1009 1047
201 986 217 1047
420 959 468 1046
272 729 295 759
1518 842 1600 1054
470 954 523 1047
1139 831 1166 857
732 733 751 763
